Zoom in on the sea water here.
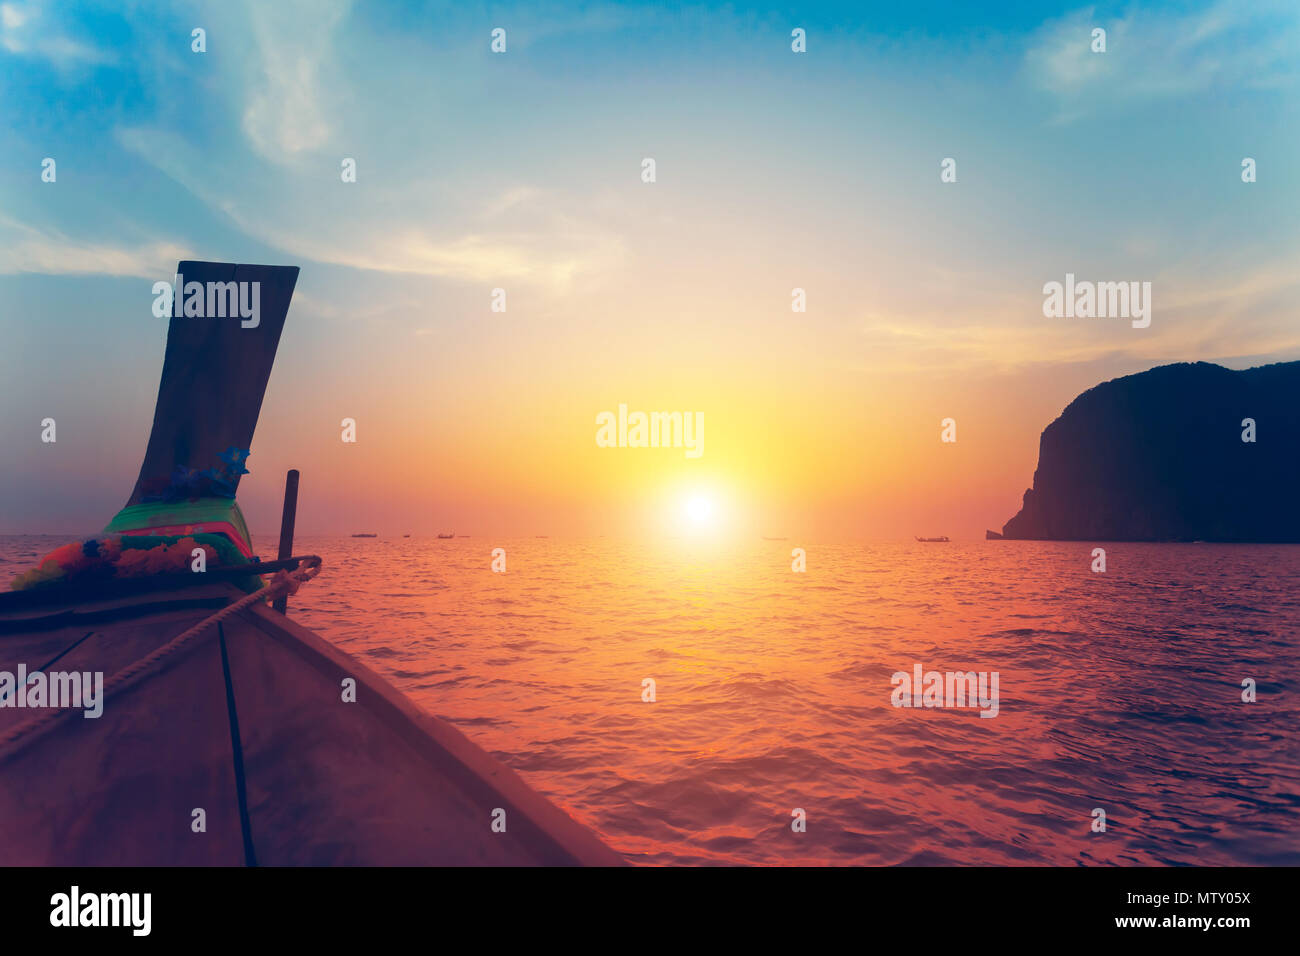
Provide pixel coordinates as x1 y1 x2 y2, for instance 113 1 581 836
3 535 1296 866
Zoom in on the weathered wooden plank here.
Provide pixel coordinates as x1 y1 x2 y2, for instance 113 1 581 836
0 633 244 865
0 586 622 866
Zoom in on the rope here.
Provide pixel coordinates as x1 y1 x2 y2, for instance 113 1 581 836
0 555 322 763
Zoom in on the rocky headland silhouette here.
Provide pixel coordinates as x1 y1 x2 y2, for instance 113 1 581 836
998 361 1300 542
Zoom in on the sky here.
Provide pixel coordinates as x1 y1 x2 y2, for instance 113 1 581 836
1 0 1297 540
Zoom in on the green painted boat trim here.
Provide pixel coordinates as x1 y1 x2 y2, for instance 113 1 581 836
105 498 253 550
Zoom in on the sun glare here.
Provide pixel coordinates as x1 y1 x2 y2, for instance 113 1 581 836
661 483 738 540
685 495 714 524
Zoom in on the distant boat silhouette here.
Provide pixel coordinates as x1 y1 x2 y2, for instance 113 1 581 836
403 534 411 538
915 535 949 543
437 532 454 539
535 535 549 538
352 533 378 538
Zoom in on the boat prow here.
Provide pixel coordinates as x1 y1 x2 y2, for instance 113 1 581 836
0 581 622 865
1 260 621 866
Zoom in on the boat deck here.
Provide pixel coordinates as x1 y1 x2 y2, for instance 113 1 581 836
0 584 621 866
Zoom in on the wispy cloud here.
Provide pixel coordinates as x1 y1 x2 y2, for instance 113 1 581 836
240 0 350 162
1024 1 1300 118
0 0 113 67
115 124 627 286
858 253 1300 374
0 215 191 278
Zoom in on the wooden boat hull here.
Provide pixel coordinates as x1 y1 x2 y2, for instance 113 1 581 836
1 260 617 865
0 585 621 866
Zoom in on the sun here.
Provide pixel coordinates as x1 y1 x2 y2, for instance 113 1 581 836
685 495 714 524
663 485 733 539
